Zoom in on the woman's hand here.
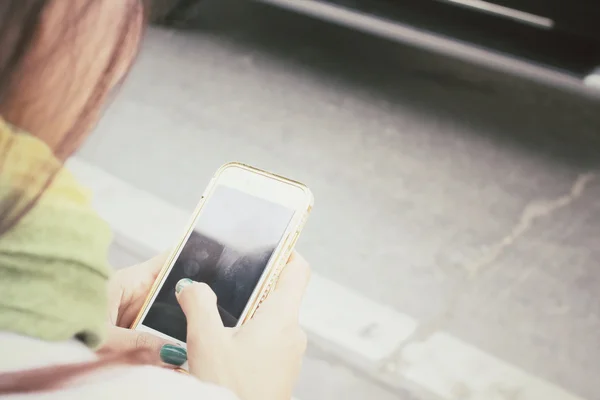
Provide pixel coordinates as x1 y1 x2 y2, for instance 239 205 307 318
177 253 310 400
97 253 175 366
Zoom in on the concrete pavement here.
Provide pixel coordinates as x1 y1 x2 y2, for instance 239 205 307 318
77 0 600 398
73 157 590 400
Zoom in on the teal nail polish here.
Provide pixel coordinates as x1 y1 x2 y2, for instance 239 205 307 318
160 344 187 366
176 278 193 294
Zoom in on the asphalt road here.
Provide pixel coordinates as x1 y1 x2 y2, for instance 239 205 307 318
80 0 600 398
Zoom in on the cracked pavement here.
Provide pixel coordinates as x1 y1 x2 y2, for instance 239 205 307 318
82 0 600 398
382 171 598 365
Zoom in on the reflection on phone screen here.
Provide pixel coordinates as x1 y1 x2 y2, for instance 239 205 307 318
142 185 294 342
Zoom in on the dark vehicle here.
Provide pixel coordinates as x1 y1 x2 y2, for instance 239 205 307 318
152 0 600 91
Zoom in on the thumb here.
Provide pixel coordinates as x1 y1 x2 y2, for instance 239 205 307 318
175 279 224 348
99 326 172 367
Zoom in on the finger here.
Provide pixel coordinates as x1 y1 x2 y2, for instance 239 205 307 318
99 326 175 367
140 252 171 278
260 252 310 319
115 252 171 325
122 252 170 283
175 279 224 346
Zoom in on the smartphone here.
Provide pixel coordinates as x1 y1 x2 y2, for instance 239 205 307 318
131 162 313 352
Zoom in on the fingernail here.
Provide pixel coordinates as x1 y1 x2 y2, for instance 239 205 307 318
175 278 193 294
160 344 187 366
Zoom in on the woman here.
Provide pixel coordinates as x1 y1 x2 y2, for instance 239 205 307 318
0 1 310 399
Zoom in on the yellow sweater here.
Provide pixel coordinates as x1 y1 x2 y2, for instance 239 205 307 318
0 118 112 348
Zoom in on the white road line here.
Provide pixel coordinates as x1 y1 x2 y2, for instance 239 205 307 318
67 157 587 400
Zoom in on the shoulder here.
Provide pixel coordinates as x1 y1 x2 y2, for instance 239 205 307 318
38 365 239 400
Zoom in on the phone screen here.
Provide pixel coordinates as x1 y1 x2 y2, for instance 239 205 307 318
142 185 295 341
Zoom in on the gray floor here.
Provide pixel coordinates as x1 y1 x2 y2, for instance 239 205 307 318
84 0 600 398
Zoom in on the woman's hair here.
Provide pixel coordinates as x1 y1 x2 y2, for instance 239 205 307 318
0 349 154 395
0 1 45 101
0 0 147 234
0 0 154 393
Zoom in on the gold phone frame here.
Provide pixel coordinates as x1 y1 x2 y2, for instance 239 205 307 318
130 162 313 332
